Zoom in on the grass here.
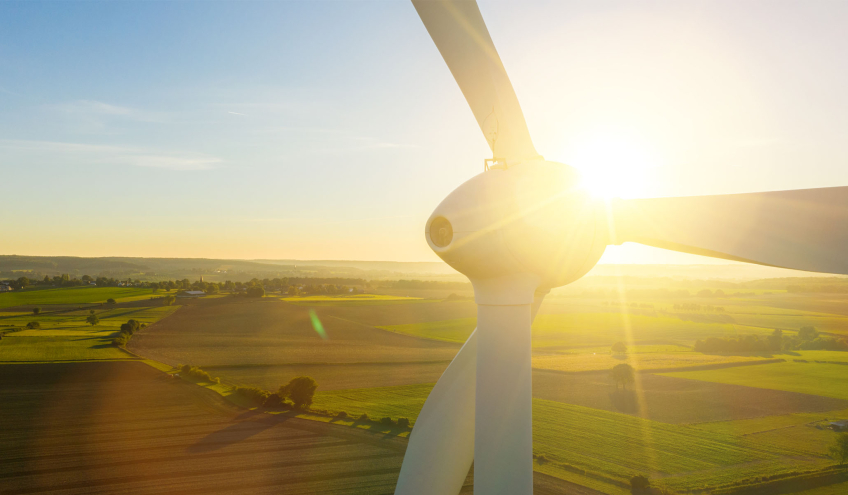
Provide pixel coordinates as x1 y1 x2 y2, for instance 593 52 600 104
0 286 157 308
663 361 848 400
0 335 131 361
312 383 433 423
310 381 833 493
379 313 772 348
0 305 179 363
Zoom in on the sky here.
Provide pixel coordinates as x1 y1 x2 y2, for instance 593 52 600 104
1 0 847 263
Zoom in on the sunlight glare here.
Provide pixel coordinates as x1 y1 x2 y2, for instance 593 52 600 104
568 130 660 199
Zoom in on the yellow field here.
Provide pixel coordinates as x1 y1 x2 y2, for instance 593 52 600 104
532 351 772 373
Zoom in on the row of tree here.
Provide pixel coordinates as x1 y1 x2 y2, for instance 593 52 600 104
694 327 848 353
113 319 145 347
262 376 318 409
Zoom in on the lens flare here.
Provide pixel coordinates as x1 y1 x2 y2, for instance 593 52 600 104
309 309 328 340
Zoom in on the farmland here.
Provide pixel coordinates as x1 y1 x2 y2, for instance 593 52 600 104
379 312 775 348
0 286 157 309
0 304 179 362
0 361 594 495
128 297 460 370
7 274 848 494
663 360 848 400
0 361 410 495
281 294 425 305
312 386 840 493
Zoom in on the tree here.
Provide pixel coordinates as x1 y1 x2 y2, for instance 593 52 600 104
106 298 116 305
611 342 627 354
262 393 284 408
768 329 783 351
611 363 635 391
120 319 141 334
33 307 41 315
830 432 848 465
287 285 300 296
630 475 650 492
163 295 176 306
26 321 41 329
280 376 317 409
246 286 265 298
85 314 100 326
799 326 819 341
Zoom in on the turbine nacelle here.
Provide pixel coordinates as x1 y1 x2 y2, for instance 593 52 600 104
426 160 607 305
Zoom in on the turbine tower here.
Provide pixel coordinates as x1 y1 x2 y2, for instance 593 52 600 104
395 1 848 494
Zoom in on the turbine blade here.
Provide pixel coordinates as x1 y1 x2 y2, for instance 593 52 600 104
609 186 848 274
411 0 541 163
394 330 476 495
475 302 533 495
394 291 546 494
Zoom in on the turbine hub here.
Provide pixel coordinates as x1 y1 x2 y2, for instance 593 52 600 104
425 160 607 304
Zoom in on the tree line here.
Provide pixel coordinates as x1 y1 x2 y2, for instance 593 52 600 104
694 327 848 353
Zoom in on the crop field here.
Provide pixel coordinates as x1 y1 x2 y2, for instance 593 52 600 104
530 350 770 373
0 305 179 362
311 369 848 426
530 399 829 493
11 279 848 494
0 286 156 309
663 361 848 400
313 384 839 493
205 361 451 392
128 297 461 391
0 361 589 495
796 481 848 494
0 361 412 495
379 313 773 349
281 294 425 305
321 298 478 326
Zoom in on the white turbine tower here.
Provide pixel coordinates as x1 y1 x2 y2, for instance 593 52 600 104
395 1 848 494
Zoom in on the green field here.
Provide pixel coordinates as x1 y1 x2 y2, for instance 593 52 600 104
380 312 773 348
0 305 179 362
8 278 848 494
0 286 157 309
313 382 834 493
664 361 848 400
312 383 434 422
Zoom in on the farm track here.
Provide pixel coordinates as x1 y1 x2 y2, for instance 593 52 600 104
0 361 595 495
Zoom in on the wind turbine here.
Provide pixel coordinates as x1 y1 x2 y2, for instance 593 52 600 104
395 1 848 494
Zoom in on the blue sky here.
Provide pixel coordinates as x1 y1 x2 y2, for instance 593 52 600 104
1 1 847 262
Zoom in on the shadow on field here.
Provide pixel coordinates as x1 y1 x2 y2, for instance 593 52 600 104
186 410 280 453
608 389 638 413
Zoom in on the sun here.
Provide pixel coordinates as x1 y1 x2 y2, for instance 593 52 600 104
565 130 660 199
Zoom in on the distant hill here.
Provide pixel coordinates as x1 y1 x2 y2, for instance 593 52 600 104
0 255 463 282
1 254 843 284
